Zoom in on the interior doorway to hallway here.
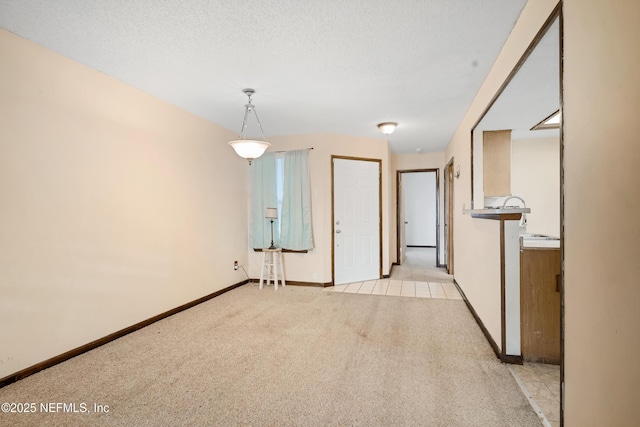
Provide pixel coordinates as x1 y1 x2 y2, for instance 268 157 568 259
396 169 440 268
391 247 452 283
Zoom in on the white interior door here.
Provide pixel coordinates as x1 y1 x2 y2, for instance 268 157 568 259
403 172 437 247
333 158 380 285
398 174 407 265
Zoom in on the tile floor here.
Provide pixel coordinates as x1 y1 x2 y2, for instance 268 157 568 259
324 279 463 300
326 248 459 299
510 362 561 427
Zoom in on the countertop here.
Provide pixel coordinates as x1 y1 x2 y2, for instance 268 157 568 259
463 207 531 220
463 208 531 215
520 235 560 249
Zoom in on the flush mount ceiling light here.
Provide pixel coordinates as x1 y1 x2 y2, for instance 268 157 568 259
377 122 398 135
531 110 561 131
228 88 271 165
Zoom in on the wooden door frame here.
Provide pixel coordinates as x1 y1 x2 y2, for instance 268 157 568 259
331 156 383 285
396 169 441 267
444 157 455 275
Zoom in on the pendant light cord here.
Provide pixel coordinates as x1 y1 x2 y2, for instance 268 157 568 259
238 93 267 140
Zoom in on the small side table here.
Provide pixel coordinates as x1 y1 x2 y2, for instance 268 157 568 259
259 248 286 290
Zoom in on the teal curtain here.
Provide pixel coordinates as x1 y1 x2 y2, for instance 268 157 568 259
249 153 278 249
280 149 314 250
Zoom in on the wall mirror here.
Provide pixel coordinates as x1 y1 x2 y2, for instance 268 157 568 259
471 13 560 238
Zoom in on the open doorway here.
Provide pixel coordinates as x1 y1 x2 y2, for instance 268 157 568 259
396 169 440 274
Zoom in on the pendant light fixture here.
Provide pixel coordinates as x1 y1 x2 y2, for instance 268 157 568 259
228 88 271 164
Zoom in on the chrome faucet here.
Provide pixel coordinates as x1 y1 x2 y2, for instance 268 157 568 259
501 195 526 209
501 196 527 230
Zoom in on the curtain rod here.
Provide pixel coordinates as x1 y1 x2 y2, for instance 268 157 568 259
272 147 314 153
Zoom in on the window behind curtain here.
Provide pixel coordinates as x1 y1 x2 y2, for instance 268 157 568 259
249 149 313 251
249 153 277 249
275 153 285 238
280 149 313 250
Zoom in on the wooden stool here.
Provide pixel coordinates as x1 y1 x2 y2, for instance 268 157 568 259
259 248 286 290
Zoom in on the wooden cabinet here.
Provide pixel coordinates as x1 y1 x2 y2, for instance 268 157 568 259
520 248 561 364
482 129 512 197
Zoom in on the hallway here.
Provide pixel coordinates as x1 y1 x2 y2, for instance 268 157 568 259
325 248 459 299
392 247 453 283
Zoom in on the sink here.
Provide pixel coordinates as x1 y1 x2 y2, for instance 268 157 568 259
520 233 559 240
485 205 527 210
520 233 561 249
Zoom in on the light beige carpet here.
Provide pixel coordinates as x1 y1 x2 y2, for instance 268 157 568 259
392 247 453 283
0 284 540 426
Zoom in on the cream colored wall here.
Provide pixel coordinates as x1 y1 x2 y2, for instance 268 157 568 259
390 152 445 264
446 0 640 423
444 0 559 351
564 1 640 425
0 30 249 379
511 136 560 237
247 133 391 284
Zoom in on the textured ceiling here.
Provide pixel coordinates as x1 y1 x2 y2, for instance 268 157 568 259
0 0 530 153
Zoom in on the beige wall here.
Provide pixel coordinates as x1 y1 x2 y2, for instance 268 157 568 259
446 0 640 423
445 0 559 350
0 30 249 379
390 152 445 264
247 133 391 284
511 136 560 237
564 1 640 425
4 1 640 422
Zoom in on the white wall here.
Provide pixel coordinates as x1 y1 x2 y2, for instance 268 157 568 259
0 30 249 379
403 172 437 246
511 136 560 237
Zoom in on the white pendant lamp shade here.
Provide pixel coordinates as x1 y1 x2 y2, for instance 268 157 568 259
228 88 270 164
228 139 270 162
377 122 398 135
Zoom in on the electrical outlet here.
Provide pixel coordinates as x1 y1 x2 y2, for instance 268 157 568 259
234 261 239 270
